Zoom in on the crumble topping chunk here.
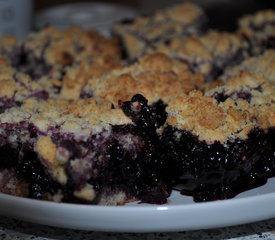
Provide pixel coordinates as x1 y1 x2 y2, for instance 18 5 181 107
167 71 275 143
221 49 275 84
112 2 206 58
84 53 204 105
153 31 247 81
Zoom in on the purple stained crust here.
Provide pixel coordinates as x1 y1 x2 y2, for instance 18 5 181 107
211 91 252 103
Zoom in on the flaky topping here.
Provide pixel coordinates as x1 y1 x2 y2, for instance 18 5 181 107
0 26 123 101
238 9 275 29
164 2 205 24
0 64 44 100
221 50 275 84
207 71 275 105
238 9 275 54
112 2 205 58
24 26 121 66
0 66 16 98
113 2 204 38
155 31 246 77
0 98 132 136
167 84 275 143
0 27 121 90
60 56 123 100
86 53 204 105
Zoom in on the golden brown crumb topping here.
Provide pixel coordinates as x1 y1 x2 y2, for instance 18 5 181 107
85 53 204 105
238 10 275 54
60 56 123 100
0 97 132 136
208 71 275 105
154 31 246 76
167 71 275 143
114 2 203 38
221 50 275 84
0 64 44 100
0 27 122 101
112 2 205 58
36 136 68 185
24 26 121 67
238 9 275 29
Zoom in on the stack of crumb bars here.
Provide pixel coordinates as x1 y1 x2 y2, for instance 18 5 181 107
0 2 274 204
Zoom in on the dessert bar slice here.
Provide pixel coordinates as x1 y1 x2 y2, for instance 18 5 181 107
112 2 207 59
5 27 121 79
238 9 275 55
0 96 170 205
160 71 275 202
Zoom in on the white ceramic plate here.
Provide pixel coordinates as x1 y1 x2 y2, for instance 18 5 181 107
1 178 275 232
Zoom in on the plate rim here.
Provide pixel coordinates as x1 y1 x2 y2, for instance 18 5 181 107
1 185 275 232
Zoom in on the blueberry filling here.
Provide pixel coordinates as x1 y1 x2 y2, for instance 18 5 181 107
0 97 22 114
0 90 49 114
28 90 49 101
79 89 94 99
176 46 246 81
263 36 275 49
0 143 61 199
211 91 252 103
160 126 275 202
8 46 52 80
94 125 171 204
119 94 167 133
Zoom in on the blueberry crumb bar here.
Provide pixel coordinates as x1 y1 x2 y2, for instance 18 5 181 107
0 3 275 205
238 9 275 55
112 2 207 59
0 96 171 204
161 71 275 201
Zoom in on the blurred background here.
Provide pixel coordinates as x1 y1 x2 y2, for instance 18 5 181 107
0 0 275 38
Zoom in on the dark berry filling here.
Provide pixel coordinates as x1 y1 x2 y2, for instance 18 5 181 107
8 46 52 80
176 48 245 81
93 124 171 204
262 36 275 49
249 20 275 32
0 97 22 114
161 126 275 202
119 94 167 132
79 89 94 99
0 122 62 199
211 91 252 103
240 20 275 56
0 90 49 114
